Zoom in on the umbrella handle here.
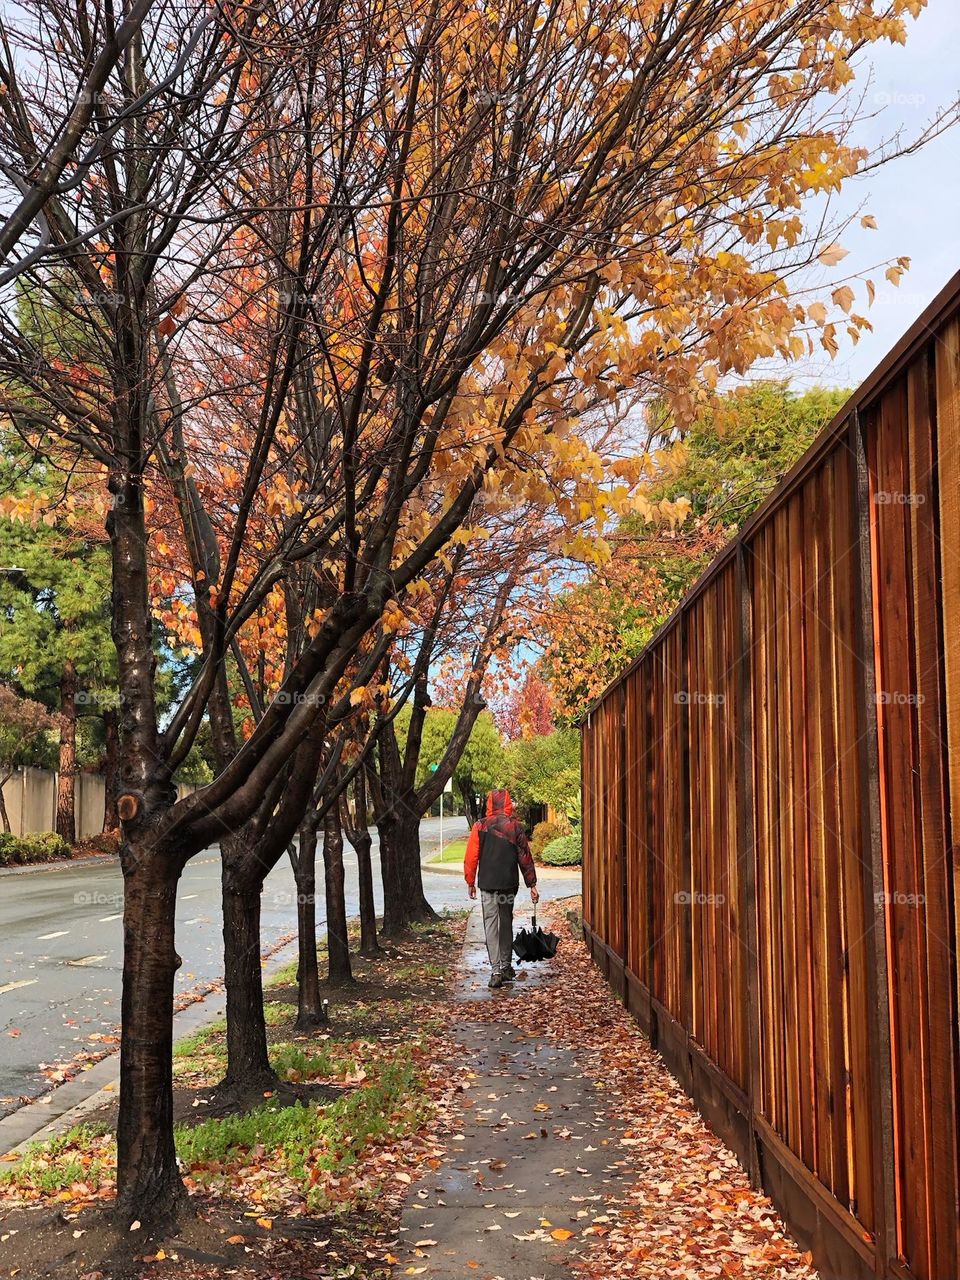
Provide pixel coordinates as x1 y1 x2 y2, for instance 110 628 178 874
532 909 537 929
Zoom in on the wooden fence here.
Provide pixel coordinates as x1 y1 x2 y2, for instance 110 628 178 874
580 269 960 1280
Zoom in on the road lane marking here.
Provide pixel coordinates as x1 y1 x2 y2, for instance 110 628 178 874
66 955 110 967
36 930 69 940
0 979 38 994
99 913 122 922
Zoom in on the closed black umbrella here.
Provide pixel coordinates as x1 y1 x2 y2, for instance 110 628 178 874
512 909 560 963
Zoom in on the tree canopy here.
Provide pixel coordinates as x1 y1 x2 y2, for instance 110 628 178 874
542 381 851 720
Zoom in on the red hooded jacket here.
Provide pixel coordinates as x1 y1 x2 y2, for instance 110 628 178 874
464 789 537 894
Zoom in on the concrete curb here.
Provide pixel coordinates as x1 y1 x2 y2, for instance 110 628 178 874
423 857 582 880
0 852 115 879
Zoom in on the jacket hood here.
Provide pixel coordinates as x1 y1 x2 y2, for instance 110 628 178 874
486 789 513 816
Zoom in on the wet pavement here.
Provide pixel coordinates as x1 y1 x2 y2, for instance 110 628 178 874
393 907 629 1279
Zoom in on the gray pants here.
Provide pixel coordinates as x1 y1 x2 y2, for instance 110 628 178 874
480 889 515 973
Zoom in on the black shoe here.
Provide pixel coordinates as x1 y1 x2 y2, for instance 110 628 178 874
502 967 516 982
488 972 504 989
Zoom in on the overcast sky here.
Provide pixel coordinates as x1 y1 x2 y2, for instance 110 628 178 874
773 0 960 393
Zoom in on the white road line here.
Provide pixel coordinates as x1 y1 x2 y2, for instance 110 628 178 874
181 894 198 900
66 954 110 967
0 978 38 994
99 913 123 922
36 930 69 940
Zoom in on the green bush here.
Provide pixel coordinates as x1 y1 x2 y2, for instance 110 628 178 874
0 831 72 866
531 820 564 858
541 833 582 866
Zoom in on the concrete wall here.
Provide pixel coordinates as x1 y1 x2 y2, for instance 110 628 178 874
0 768 198 840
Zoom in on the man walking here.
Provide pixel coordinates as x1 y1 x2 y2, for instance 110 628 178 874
465 788 539 988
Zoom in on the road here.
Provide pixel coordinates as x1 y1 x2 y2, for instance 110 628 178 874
0 817 578 1114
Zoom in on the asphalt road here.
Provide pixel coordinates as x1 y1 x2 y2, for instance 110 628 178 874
0 817 578 1115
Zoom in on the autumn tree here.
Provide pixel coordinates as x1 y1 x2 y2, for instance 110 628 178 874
543 382 850 719
0 0 930 1227
495 667 555 743
0 0 162 277
367 509 562 931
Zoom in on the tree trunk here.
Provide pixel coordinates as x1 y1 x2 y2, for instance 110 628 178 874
340 772 381 956
218 833 277 1096
323 804 353 983
116 838 187 1224
102 707 120 833
56 658 77 845
0 773 11 834
395 809 437 924
378 813 404 936
380 808 436 936
464 789 481 824
293 820 327 1030
354 829 380 956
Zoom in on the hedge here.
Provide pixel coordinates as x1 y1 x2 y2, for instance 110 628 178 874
541 833 582 867
0 831 72 866
531 819 568 859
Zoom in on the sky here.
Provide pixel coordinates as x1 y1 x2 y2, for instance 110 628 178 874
774 0 960 393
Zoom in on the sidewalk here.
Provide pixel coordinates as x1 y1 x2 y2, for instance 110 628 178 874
391 902 817 1280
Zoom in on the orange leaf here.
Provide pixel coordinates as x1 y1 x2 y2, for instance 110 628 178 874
551 1228 575 1241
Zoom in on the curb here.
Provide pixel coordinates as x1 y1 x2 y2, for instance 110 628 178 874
425 858 582 880
422 859 466 876
0 852 115 878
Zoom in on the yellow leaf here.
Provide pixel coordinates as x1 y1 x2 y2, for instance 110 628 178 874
349 686 366 707
551 1228 575 1241
818 242 848 267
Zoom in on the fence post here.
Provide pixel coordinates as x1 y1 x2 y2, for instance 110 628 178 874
848 410 897 1278
735 540 763 1186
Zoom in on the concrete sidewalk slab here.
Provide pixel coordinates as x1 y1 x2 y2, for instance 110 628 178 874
393 907 628 1278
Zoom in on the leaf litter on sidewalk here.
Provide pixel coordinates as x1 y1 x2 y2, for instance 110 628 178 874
0 903 818 1280
455 900 819 1280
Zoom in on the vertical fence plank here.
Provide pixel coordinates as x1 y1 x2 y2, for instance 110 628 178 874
737 543 762 1183
849 409 898 1277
